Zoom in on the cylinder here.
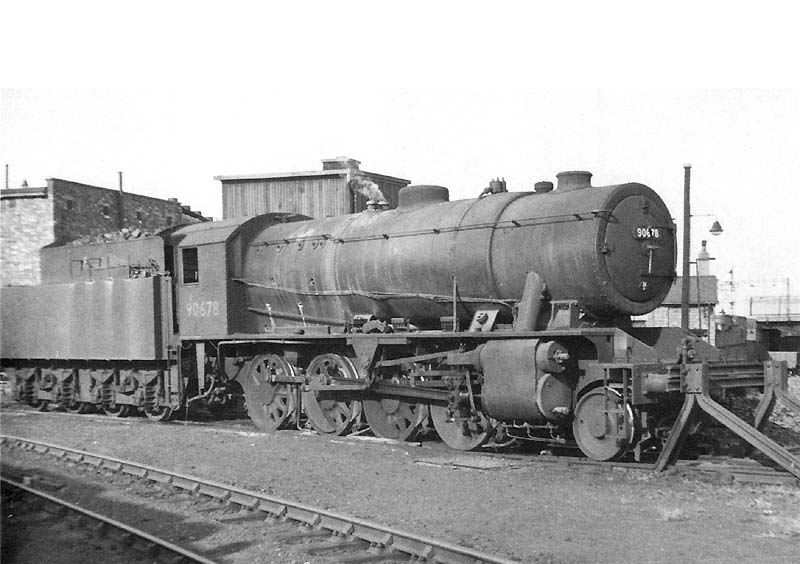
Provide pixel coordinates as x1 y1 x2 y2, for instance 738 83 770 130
479 339 573 422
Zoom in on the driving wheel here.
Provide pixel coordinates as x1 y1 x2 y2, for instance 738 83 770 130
429 404 496 451
363 376 426 441
302 353 362 435
242 354 297 431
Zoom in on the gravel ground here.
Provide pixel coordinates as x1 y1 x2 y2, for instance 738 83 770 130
2 395 800 564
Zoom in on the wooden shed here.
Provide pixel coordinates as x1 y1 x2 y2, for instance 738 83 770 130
215 157 410 220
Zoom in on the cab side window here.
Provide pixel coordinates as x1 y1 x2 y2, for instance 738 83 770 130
182 248 199 284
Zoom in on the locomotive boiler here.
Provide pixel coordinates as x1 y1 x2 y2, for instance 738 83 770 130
239 171 676 332
3 169 798 478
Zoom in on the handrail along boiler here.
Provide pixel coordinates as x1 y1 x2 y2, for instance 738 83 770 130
2 169 798 475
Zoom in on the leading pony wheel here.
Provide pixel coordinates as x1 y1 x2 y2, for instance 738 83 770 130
572 387 638 461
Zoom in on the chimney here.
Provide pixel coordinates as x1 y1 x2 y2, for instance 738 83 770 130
322 156 361 171
116 171 125 230
556 171 592 191
697 240 712 276
4 164 8 189
367 200 389 211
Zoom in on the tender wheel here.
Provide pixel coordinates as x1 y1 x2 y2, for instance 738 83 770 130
145 406 173 422
66 402 92 414
242 354 297 431
17 371 41 407
102 404 131 417
302 354 362 436
429 405 496 451
572 387 638 461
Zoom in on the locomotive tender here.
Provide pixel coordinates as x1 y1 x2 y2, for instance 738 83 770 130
3 170 798 474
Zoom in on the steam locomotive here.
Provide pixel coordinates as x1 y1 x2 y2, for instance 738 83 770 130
3 170 797 472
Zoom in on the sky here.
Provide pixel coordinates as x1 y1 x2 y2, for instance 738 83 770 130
1 4 799 317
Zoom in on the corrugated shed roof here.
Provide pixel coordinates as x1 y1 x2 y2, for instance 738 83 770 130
662 276 718 305
214 169 410 184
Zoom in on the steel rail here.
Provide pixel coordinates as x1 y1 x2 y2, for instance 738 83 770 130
443 448 799 487
1 475 218 564
566 454 797 485
1 435 521 564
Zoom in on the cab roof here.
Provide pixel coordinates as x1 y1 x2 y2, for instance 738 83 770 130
161 213 309 248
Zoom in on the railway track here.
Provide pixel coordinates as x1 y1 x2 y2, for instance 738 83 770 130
4 404 797 487
1 475 216 564
1 435 521 564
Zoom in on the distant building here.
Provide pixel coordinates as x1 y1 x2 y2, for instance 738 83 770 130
716 271 799 356
714 314 770 362
1 177 208 286
215 156 411 219
633 275 720 344
633 240 720 344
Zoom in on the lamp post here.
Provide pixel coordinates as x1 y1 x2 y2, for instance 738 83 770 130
680 164 723 334
681 165 692 331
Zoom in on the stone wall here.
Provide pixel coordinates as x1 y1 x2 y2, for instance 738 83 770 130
0 192 54 286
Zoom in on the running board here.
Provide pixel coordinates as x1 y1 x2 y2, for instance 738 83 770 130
655 361 800 480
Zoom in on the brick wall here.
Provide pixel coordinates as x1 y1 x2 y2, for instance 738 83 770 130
2 178 208 287
50 178 189 244
0 192 54 286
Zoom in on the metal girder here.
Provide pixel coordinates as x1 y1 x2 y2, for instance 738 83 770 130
754 361 800 431
654 393 700 472
656 362 800 479
696 392 800 479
